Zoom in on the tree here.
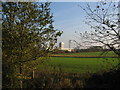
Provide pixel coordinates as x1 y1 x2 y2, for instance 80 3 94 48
78 1 120 56
2 2 62 88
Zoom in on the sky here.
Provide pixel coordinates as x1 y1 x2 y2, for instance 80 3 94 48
50 2 95 48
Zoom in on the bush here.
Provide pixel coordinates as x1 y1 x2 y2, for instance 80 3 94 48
85 69 120 88
22 69 88 88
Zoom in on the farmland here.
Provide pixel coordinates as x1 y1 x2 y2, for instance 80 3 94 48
37 51 119 74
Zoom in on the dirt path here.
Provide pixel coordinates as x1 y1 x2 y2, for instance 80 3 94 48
50 55 118 58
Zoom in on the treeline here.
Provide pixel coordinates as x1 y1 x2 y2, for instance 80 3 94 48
52 48 114 54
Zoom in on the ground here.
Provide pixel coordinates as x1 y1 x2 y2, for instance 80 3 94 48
37 51 119 74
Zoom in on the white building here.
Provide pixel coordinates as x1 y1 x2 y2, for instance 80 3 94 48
59 42 73 52
59 42 64 49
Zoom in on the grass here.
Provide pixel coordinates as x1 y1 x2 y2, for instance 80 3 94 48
37 57 119 74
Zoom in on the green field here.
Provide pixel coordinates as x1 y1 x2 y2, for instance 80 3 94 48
37 51 119 74
38 57 119 74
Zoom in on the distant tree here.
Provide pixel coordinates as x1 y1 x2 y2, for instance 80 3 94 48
78 1 120 56
2 2 62 88
88 46 103 52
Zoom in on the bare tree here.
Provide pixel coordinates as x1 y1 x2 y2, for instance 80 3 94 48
78 1 120 56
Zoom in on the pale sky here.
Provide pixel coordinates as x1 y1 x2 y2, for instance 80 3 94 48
50 1 119 48
50 2 95 48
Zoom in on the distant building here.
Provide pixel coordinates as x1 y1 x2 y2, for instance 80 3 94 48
59 42 74 52
59 42 64 49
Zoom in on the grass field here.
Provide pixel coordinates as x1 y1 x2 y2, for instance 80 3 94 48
38 57 119 74
37 51 119 74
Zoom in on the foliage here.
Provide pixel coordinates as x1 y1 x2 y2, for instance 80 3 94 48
19 66 120 88
21 69 87 88
2 2 62 88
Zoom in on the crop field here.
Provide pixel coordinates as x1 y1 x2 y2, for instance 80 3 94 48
37 51 119 74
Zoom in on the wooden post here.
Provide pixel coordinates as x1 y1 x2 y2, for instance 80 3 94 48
33 69 35 79
20 80 22 89
20 63 23 88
